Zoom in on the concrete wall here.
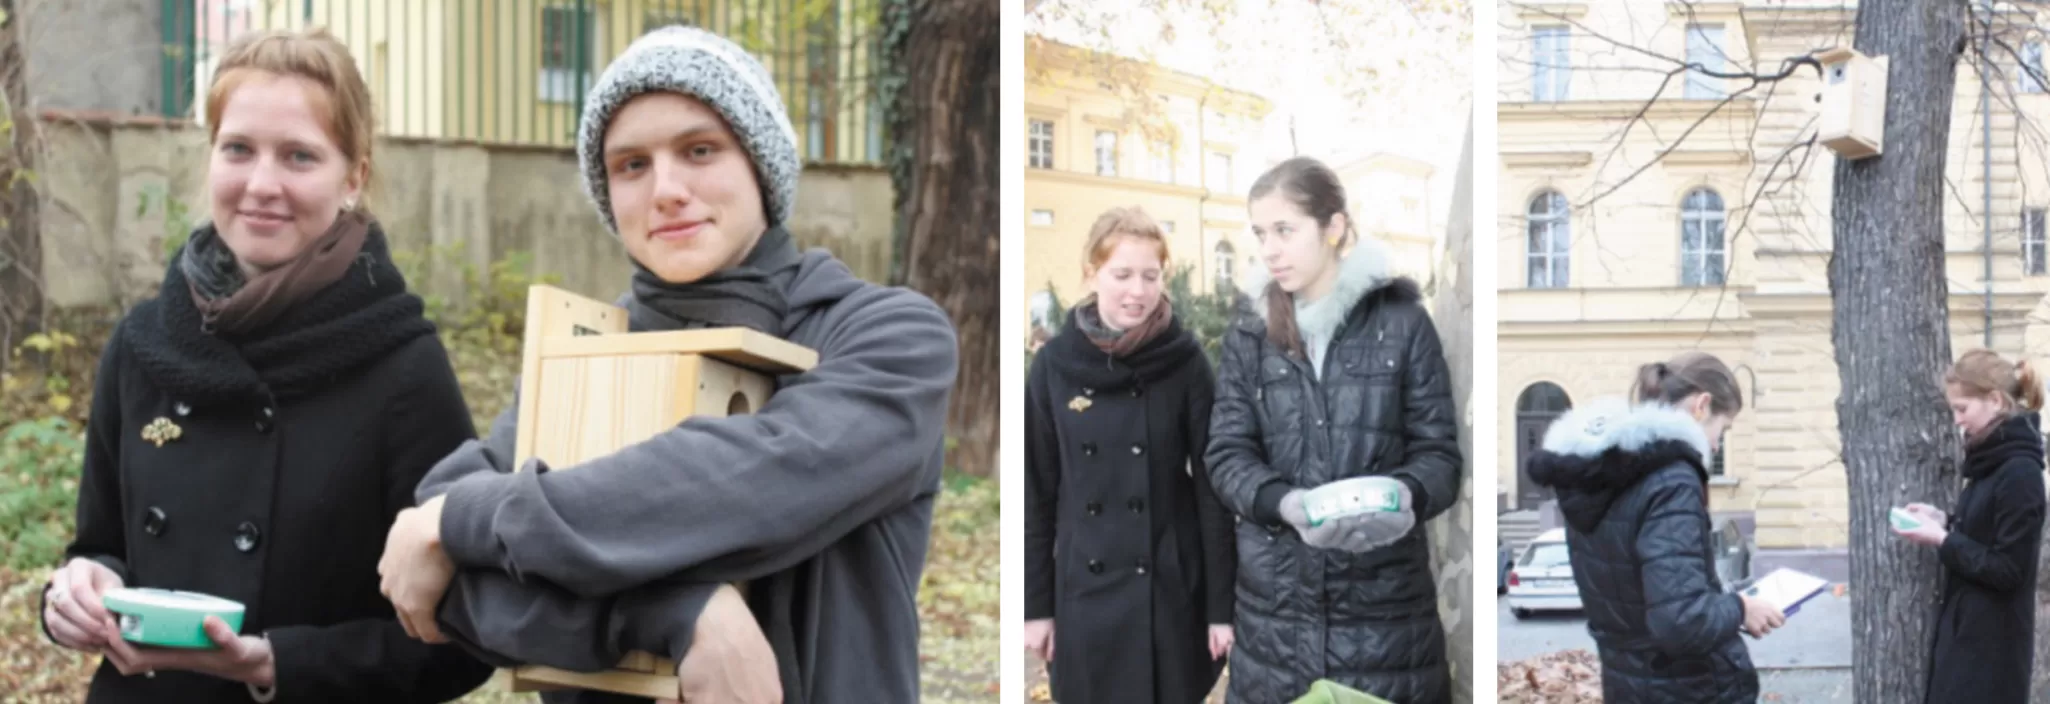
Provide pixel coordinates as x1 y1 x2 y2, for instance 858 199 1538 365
33 115 896 309
21 0 163 115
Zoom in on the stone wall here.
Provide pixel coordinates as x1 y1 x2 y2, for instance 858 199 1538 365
1426 117 1474 704
32 113 895 310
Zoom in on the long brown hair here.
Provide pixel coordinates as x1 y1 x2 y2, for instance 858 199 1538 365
1947 349 2046 412
1247 157 1356 359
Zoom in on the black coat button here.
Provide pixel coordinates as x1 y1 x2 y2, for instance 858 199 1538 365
234 522 261 552
142 507 167 536
1131 387 1142 398
1083 387 1095 397
1086 502 1102 516
255 419 272 433
173 402 191 417
1082 442 1097 456
1087 560 1104 574
1128 498 1145 513
1130 445 1144 456
262 407 274 419
1135 561 1149 575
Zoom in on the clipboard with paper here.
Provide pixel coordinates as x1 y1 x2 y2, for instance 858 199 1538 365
1739 567 1830 617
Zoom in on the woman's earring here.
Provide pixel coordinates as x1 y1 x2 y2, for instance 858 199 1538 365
342 199 357 212
1328 236 1341 247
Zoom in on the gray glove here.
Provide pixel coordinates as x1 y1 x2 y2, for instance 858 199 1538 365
1280 479 1418 553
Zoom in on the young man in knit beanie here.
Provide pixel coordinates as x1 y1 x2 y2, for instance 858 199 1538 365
376 25 960 704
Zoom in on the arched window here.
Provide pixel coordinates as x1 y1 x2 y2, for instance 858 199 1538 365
1526 191 1570 288
1681 188 1727 286
1215 240 1236 290
1514 382 1573 507
1516 382 1572 415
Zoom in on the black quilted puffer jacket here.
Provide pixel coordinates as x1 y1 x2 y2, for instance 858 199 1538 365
1204 242 1462 704
1526 399 1759 704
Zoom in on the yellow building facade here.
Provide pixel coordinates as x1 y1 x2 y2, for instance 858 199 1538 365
1499 0 2050 578
1023 41 1444 329
183 0 879 161
1023 40 1273 318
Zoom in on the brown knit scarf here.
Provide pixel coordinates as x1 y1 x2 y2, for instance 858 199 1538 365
185 209 373 335
1078 293 1175 358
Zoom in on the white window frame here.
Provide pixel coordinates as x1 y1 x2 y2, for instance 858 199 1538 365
1680 188 1728 286
1532 26 1571 102
1685 24 1726 99
1029 120 1054 169
1527 191 1571 288
1095 131 1118 177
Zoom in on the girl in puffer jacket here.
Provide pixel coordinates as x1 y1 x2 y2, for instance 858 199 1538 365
1526 352 1786 704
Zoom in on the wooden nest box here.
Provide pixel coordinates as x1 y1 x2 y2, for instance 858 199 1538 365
1816 46 1889 161
494 284 817 698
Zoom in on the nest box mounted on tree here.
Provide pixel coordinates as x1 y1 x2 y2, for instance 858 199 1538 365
1816 46 1889 160
496 284 817 698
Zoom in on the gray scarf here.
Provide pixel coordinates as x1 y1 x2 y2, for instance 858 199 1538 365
625 226 804 334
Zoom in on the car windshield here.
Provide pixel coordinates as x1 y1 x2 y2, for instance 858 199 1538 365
1520 542 1570 568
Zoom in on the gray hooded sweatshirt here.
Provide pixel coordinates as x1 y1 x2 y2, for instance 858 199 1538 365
415 249 958 703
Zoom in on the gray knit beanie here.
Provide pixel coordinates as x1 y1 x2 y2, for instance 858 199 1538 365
577 26 800 232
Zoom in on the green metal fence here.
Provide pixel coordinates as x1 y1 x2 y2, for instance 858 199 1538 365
159 0 885 164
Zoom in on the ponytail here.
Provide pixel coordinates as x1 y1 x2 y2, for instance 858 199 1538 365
1631 352 1742 416
2017 360 2045 411
1948 349 2043 412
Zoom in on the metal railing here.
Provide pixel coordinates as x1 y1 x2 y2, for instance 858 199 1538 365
159 0 885 164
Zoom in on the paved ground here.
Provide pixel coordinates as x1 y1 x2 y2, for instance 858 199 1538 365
1499 592 1853 701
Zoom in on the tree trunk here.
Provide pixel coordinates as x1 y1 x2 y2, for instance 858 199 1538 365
1425 114 1474 704
887 0 998 477
1827 3 1967 702
0 0 45 366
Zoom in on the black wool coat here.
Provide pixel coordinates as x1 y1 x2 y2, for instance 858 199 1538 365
1925 412 2047 704
40 226 493 703
1025 306 1236 704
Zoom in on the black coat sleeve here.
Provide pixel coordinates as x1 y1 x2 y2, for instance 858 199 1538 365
264 338 493 702
1205 331 1292 525
44 334 133 645
1024 353 1060 621
1386 306 1462 522
1939 461 2048 593
1185 358 1235 625
1636 472 1745 656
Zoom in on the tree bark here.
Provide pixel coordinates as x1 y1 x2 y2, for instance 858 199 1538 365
888 0 998 477
1827 3 1967 702
0 0 45 366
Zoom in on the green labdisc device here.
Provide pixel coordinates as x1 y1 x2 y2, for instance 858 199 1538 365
102 588 245 649
1302 476 1404 527
1889 506 1924 531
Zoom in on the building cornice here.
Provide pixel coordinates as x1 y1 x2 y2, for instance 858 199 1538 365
1501 151 1594 169
1024 167 1208 198
1512 3 1588 23
1500 98 1760 122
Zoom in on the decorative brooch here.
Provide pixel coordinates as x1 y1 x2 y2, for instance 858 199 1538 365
141 417 183 447
1068 396 1093 413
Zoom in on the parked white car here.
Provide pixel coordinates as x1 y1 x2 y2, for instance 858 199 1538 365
1508 528 1580 618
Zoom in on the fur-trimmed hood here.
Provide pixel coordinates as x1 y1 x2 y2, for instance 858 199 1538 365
1233 234 1419 334
1526 397 1714 532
